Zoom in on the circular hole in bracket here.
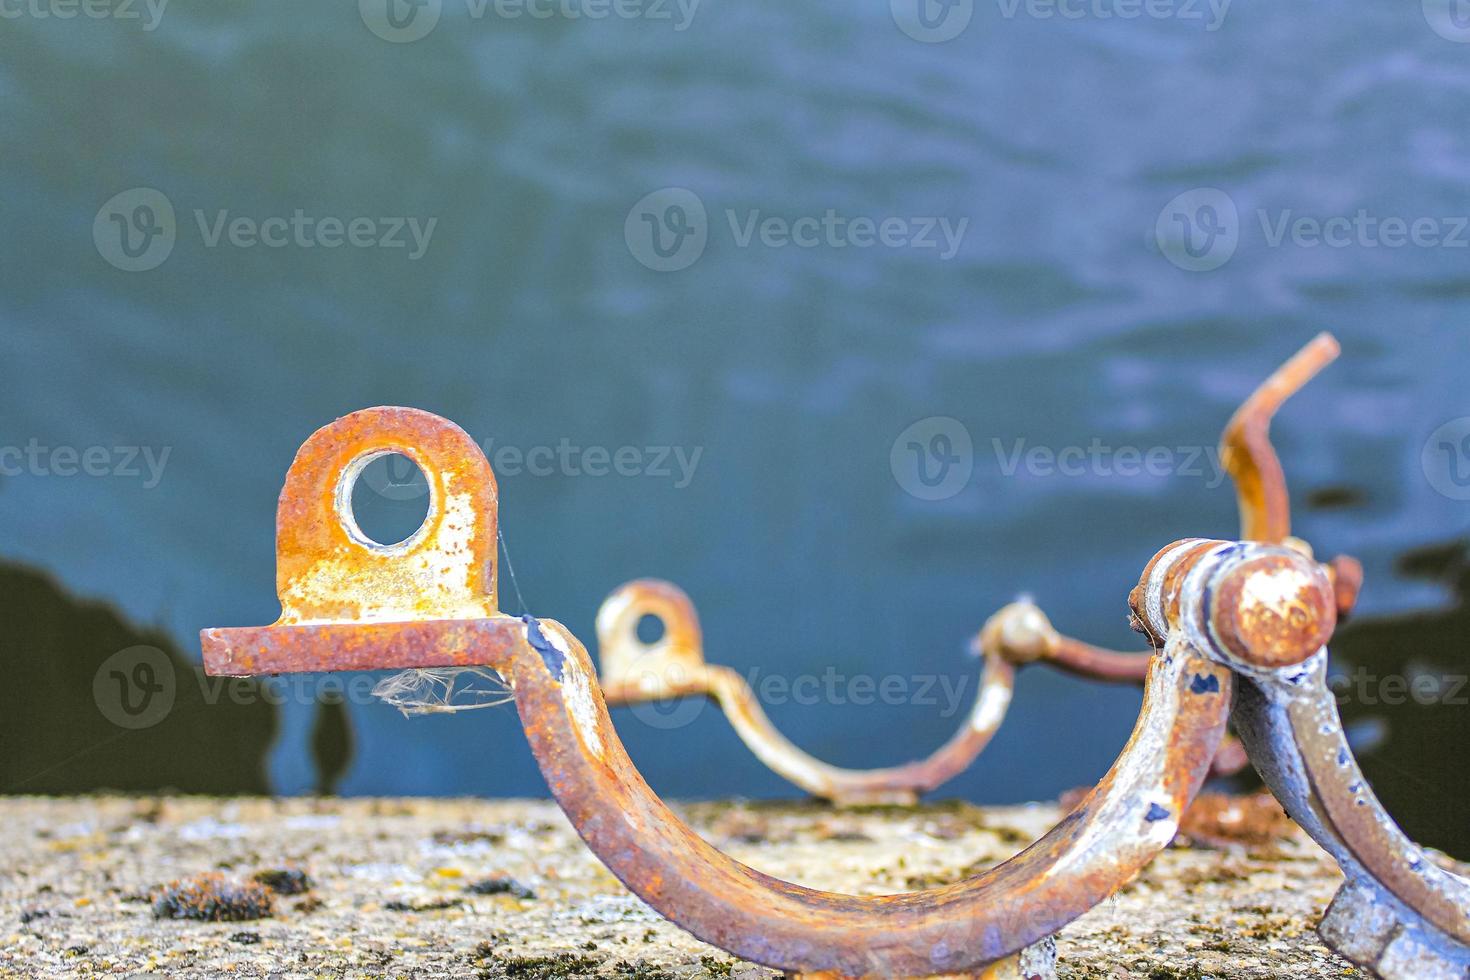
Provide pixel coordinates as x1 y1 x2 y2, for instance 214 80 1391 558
338 451 433 551
636 613 666 646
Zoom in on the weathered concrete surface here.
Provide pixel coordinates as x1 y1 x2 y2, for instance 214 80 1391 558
0 796 1376 979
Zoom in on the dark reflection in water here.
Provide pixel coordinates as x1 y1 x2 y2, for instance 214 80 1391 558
0 562 277 795
1330 537 1470 858
311 699 354 797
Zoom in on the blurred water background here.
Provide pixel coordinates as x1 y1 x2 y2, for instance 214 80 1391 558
2 0 1469 852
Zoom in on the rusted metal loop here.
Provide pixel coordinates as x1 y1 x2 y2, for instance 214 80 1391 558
203 407 1234 978
273 406 500 626
978 600 1253 780
594 579 709 701
596 579 1017 806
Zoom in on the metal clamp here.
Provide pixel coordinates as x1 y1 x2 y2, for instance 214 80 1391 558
203 405 1231 978
1178 334 1466 978
1140 535 1470 979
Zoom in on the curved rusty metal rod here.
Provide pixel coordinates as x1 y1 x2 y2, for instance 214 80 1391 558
1221 331 1341 544
1131 537 1470 978
1219 331 1365 621
202 406 1234 979
595 579 1021 806
595 581 1251 800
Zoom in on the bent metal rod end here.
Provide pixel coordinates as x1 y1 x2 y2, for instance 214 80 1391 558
203 405 1232 978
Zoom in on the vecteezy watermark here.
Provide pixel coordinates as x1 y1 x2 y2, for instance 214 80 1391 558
624 187 970 272
890 417 1231 500
0 439 171 488
1328 666 1469 708
91 646 441 730
629 665 974 730
623 188 709 272
890 0 974 42
356 438 704 497
359 0 698 43
483 438 702 487
94 647 177 730
995 0 1229 28
1423 0 1470 42
0 0 168 30
992 437 1228 487
94 188 437 272
93 188 177 273
1156 187 1470 272
892 0 1228 42
1422 417 1470 500
1154 187 1239 272
93 645 974 733
890 417 974 501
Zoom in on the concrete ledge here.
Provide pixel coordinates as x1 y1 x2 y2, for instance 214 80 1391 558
1 797 1368 978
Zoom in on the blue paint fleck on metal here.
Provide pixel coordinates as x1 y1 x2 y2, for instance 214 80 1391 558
522 615 566 681
1145 803 1171 822
1189 674 1220 695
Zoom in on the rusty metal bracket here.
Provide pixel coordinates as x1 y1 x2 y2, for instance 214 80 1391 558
202 405 1232 979
594 578 1026 805
1216 338 1467 977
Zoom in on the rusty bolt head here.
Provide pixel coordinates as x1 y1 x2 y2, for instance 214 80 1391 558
1208 551 1336 669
